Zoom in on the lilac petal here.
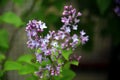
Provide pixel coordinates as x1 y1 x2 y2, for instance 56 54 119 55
80 30 86 36
36 53 42 63
73 25 78 30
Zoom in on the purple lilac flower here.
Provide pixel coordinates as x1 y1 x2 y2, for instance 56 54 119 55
26 20 47 33
80 30 89 44
65 26 71 33
51 41 59 47
57 30 66 40
61 5 82 31
26 20 47 49
114 0 120 16
69 34 79 49
73 25 78 30
35 68 43 78
46 65 51 71
114 6 120 16
44 49 51 55
26 5 88 79
35 53 42 62
72 34 79 42
27 39 40 49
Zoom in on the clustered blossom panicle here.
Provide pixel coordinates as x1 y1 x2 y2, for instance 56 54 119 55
26 20 47 49
61 5 82 31
26 5 88 79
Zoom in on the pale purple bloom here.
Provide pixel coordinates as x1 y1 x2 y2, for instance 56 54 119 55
74 18 80 24
77 12 82 16
80 30 86 36
72 34 79 42
44 49 51 55
73 25 78 30
65 26 71 33
57 30 66 39
80 30 89 44
114 6 120 16
26 20 47 32
27 40 40 49
46 34 51 39
26 5 88 79
61 17 68 23
51 41 58 47
46 65 51 71
35 53 42 63
51 68 55 76
80 36 89 44
61 5 81 31
53 34 59 40
37 21 47 31
64 6 69 10
55 65 61 75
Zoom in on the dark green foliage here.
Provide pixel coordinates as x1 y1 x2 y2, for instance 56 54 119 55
96 0 112 15
0 0 8 7
0 12 23 27
0 29 8 52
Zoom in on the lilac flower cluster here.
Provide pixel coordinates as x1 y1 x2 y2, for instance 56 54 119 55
26 5 88 78
26 20 47 49
61 5 82 31
114 0 120 16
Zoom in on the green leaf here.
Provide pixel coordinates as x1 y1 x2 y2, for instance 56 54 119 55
18 64 37 75
0 70 4 77
4 61 22 71
0 0 8 7
57 59 63 64
70 61 79 66
17 54 34 64
36 49 42 53
96 0 111 14
41 60 51 66
63 62 70 69
61 63 76 80
61 49 73 60
0 53 6 63
0 29 9 51
0 12 23 27
61 69 76 80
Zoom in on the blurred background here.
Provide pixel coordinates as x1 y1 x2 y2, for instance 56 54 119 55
0 0 120 80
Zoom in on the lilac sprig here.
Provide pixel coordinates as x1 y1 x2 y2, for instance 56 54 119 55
61 5 82 31
26 20 47 49
25 5 88 79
